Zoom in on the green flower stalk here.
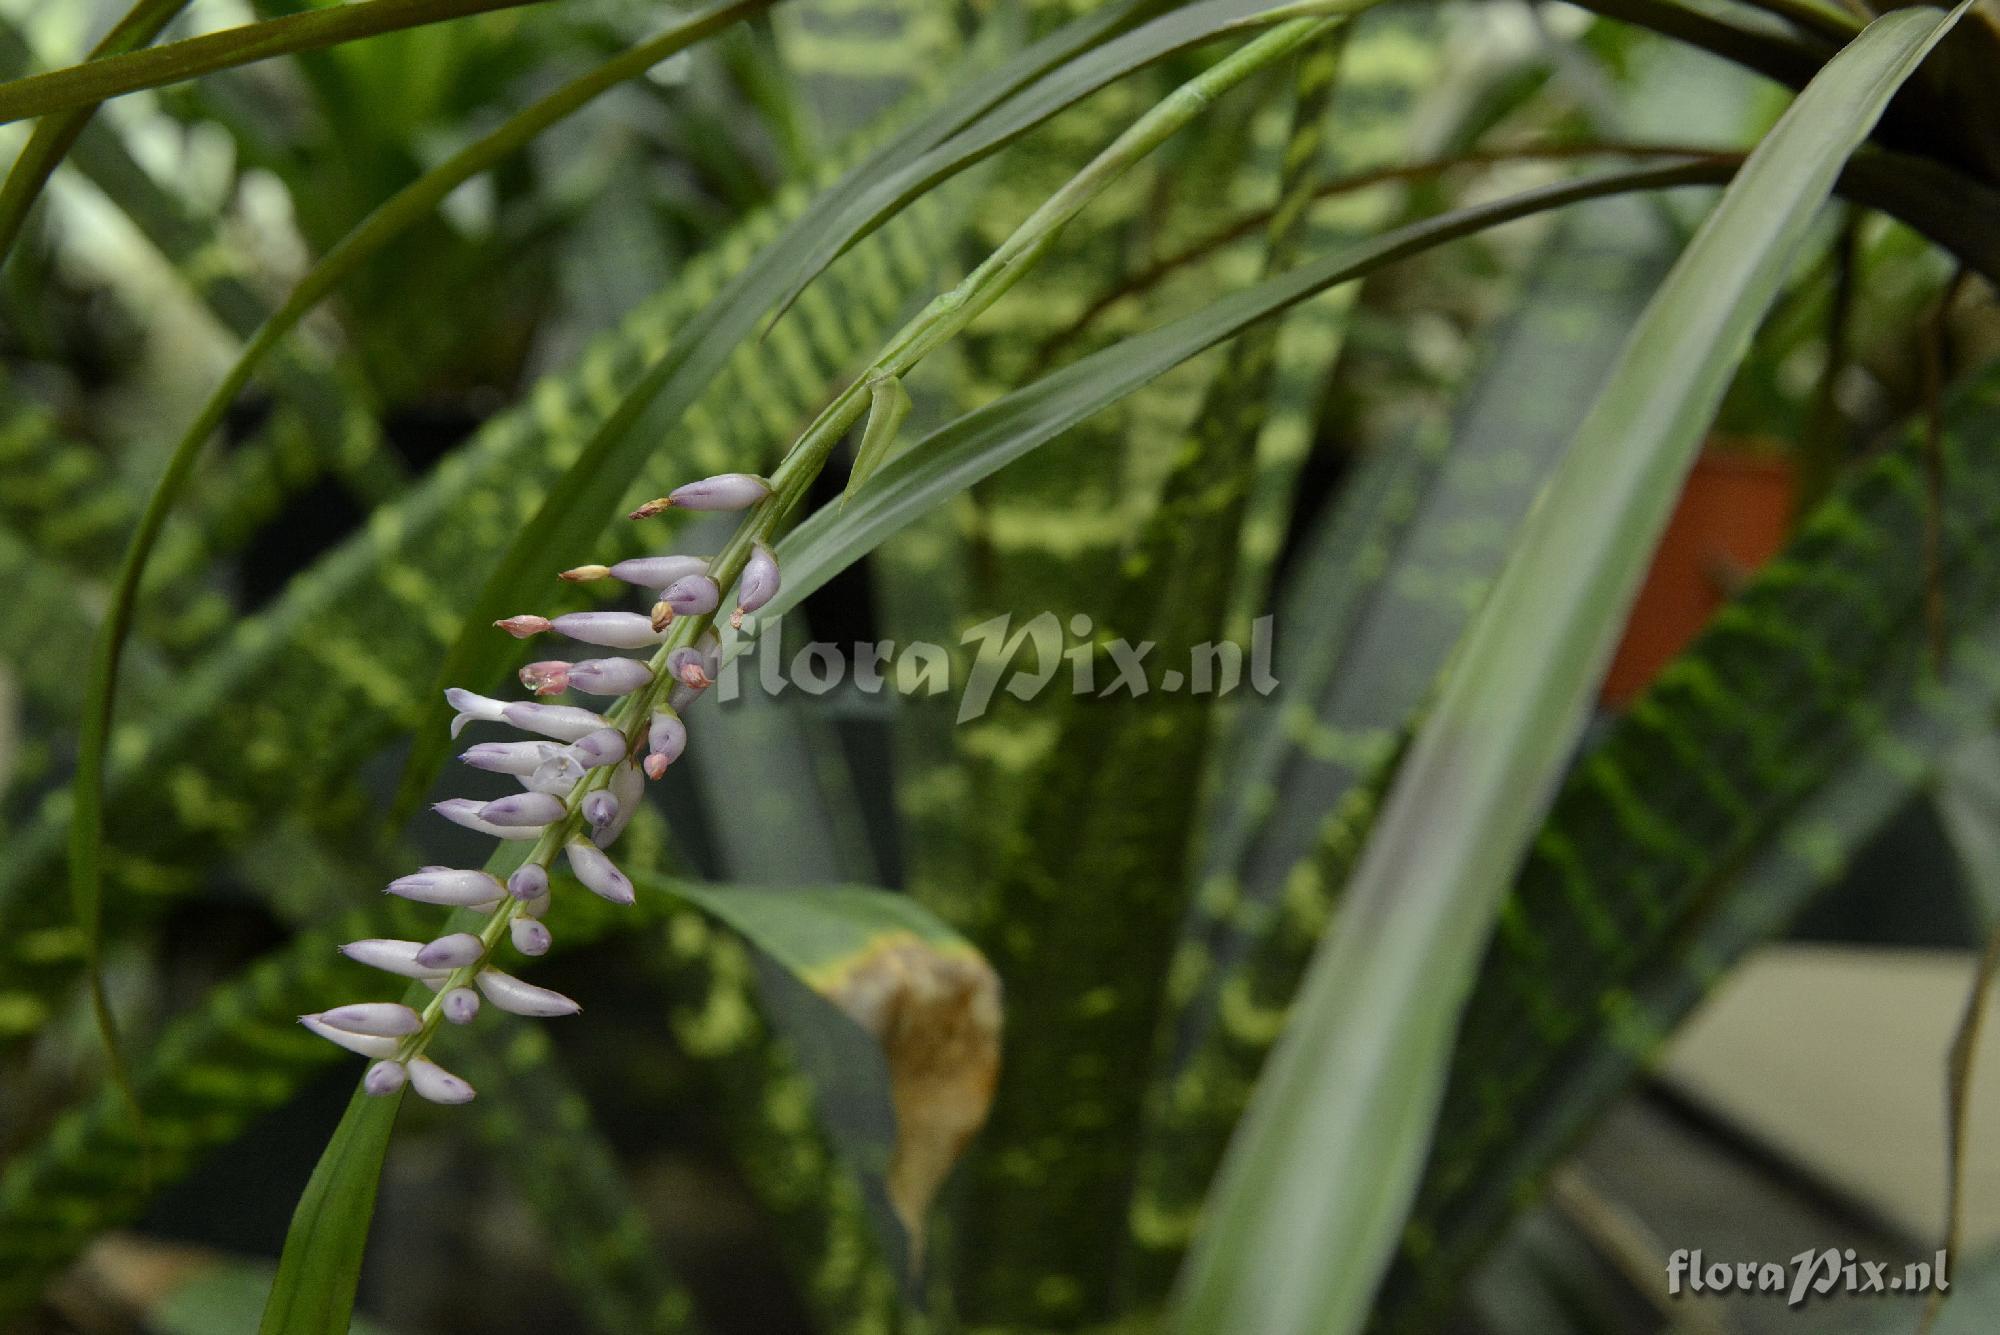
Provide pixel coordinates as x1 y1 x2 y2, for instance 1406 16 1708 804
301 8 1358 1102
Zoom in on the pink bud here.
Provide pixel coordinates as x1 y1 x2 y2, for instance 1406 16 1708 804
519 660 571 695
495 615 552 639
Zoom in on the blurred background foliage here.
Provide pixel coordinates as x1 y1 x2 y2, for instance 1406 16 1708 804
2 0 2000 1332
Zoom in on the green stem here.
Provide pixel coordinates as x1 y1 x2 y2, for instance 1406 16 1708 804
0 0 559 123
0 0 193 265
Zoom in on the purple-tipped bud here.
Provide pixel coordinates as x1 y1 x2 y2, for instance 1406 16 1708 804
663 574 721 617
646 709 687 779
507 863 549 901
667 647 710 691
446 687 508 738
364 1060 407 1095
511 917 551 957
566 840 634 905
300 1013 401 1059
524 752 585 795
477 793 566 827
608 555 710 588
433 799 539 839
495 615 552 639
569 728 628 769
733 542 780 628
549 611 665 650
388 867 507 906
476 968 581 1017
520 660 571 696
341 939 450 980
461 740 564 775
582 790 619 833
559 563 612 583
415 933 486 970
320 1002 423 1037
668 473 773 511
407 1057 476 1104
442 986 481 1024
501 701 612 742
566 657 653 696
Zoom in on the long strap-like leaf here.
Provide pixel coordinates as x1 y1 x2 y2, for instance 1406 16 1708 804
1175 10 1971 1334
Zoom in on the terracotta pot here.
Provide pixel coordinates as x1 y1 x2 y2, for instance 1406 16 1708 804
1599 447 1796 708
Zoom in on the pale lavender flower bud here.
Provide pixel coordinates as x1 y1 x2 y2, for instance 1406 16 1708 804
461 739 563 775
446 687 508 738
598 762 644 847
476 968 581 1017
667 647 710 691
478 793 566 827
389 866 507 906
320 1002 423 1037
663 574 720 617
566 839 634 905
733 542 779 628
442 987 481 1025
415 932 486 970
340 938 451 979
433 799 540 840
519 660 571 696
300 1013 401 1058
511 917 551 956
608 554 710 588
550 611 665 650
495 615 552 639
656 707 696 771
501 701 612 742
669 472 772 511
507 862 549 901
524 752 585 795
364 1060 407 1095
408 1057 476 1104
569 728 627 769
582 790 618 834
566 657 653 696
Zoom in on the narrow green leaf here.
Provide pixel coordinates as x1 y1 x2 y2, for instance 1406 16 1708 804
765 162 1731 619
765 0 1366 323
258 1088 401 1335
0 0 191 265
844 374 912 503
0 0 553 124
1175 10 1973 1335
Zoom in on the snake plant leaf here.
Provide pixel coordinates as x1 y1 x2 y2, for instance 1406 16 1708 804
1937 734 2000 930
1176 10 1973 1334
0 100 959 1046
653 877 1002 1260
1375 360 2000 1331
764 0 1372 323
0 0 192 266
0 0 553 124
1121 200 1683 1291
766 162 1730 621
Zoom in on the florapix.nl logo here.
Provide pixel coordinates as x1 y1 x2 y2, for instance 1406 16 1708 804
713 611 1278 723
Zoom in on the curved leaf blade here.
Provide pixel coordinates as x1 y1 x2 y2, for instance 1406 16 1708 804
1174 9 1973 1334
765 162 1732 617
